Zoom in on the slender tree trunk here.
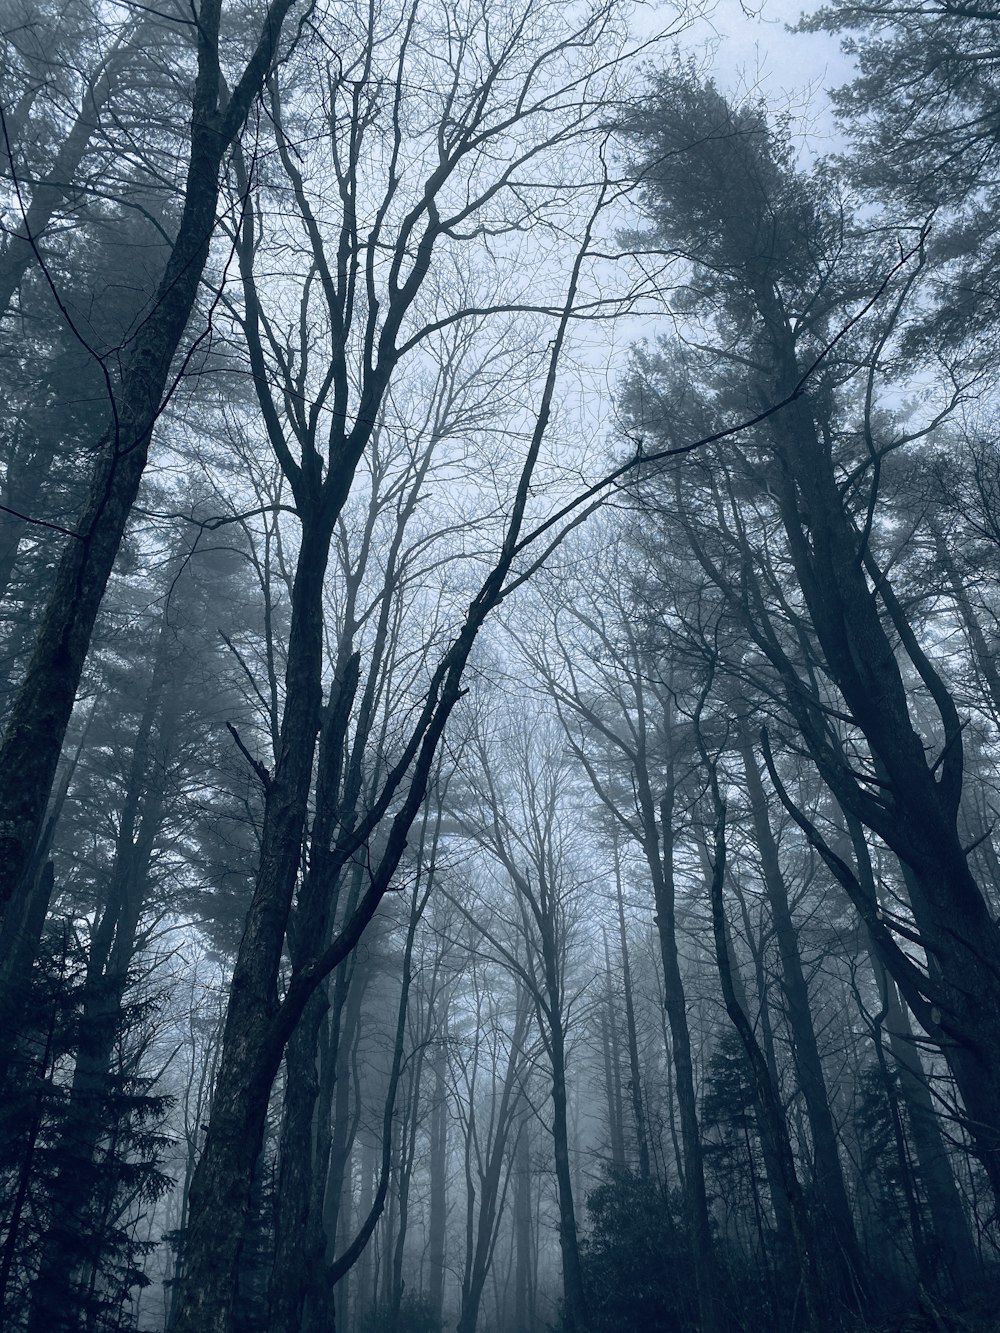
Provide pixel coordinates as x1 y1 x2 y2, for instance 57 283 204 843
647 781 721 1333
933 527 1000 725
0 715 90 1094
548 1011 588 1333
26 624 172 1331
600 931 626 1170
513 1126 533 1333
613 847 650 1179
703 795 830 1333
26 796 162 1333
455 990 529 1333
428 1037 448 1323
390 1047 425 1321
723 893 796 1265
739 732 866 1309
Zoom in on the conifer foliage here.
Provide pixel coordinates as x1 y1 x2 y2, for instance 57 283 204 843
4 0 1000 1330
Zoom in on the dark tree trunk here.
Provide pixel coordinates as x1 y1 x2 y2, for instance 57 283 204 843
739 732 867 1309
600 931 626 1171
722 892 796 1267
613 848 650 1179
760 334 1000 1204
455 990 529 1333
427 1037 448 1323
703 793 830 1333
269 656 360 1333
268 988 329 1333
646 778 721 1333
24 616 173 1330
0 0 298 944
845 814 979 1294
0 47 126 321
548 1011 588 1333
513 1127 534 1333
170 520 332 1333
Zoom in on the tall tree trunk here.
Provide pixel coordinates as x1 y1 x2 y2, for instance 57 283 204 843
761 337 1000 1204
703 790 830 1333
846 814 979 1295
513 1126 534 1333
390 1046 425 1322
269 656 361 1333
600 930 626 1170
723 890 796 1267
646 777 720 1333
427 1036 448 1324
0 0 298 940
613 846 650 1179
0 45 124 320
739 732 867 1309
169 519 331 1333
269 988 329 1333
548 1009 588 1333
0 714 90 1095
455 989 529 1333
25 621 173 1331
354 1137 378 1325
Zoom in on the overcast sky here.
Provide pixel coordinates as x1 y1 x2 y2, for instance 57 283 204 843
683 0 856 150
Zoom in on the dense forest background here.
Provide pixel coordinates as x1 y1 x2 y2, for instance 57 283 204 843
2 0 1000 1330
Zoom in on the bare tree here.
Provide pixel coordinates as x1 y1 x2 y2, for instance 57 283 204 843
165 1 641 1324
449 706 593 1333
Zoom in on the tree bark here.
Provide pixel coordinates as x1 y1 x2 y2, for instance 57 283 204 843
739 731 867 1309
703 790 830 1333
0 0 298 939
845 813 979 1295
169 518 332 1333
646 780 721 1333
427 1036 448 1323
513 1126 534 1333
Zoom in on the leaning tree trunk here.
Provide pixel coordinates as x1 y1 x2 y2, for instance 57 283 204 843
739 731 867 1310
845 813 979 1295
704 790 830 1333
720 894 796 1272
0 0 298 943
759 309 1000 1206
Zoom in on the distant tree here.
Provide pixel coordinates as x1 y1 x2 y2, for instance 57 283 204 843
450 706 592 1333
519 527 723 1333
166 1 634 1325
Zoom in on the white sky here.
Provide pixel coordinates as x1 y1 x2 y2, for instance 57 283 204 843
680 0 857 152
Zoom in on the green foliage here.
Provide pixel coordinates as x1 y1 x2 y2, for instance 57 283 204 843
580 1167 697 1333
621 65 839 323
804 0 1000 350
701 1030 766 1213
0 928 174 1331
